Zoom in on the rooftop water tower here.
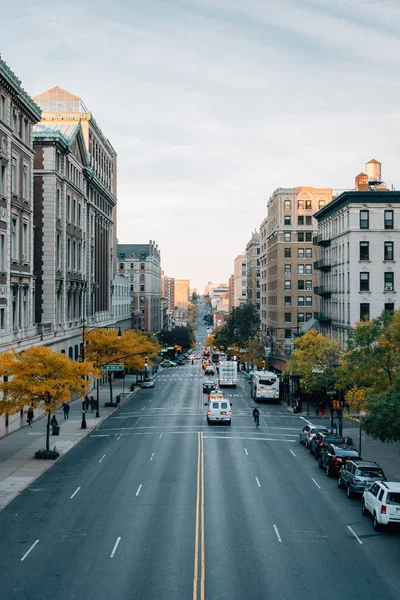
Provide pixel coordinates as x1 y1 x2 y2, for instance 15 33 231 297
366 158 382 185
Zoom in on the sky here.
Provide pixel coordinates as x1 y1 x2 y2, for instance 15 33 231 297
2 0 400 291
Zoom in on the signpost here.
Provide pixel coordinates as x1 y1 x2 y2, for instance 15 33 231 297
102 364 124 372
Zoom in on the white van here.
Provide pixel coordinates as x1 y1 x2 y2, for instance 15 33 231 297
205 392 232 425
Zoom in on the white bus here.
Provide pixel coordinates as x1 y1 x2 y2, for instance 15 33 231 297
250 371 279 403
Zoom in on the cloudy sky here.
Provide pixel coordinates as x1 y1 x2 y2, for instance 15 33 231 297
2 0 400 290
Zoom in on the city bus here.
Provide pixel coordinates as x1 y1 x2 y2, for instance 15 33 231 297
250 371 280 403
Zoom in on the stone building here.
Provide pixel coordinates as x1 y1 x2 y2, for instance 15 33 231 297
246 230 260 314
233 254 247 308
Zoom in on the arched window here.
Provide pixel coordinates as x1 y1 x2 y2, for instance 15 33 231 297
284 199 291 210
319 200 325 209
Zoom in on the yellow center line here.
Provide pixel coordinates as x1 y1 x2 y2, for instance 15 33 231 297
193 431 206 600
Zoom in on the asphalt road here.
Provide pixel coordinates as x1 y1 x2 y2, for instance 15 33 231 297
0 317 399 599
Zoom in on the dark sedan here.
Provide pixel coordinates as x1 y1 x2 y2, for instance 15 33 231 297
203 381 217 394
318 444 361 477
310 432 344 460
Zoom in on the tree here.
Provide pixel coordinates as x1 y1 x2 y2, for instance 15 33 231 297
362 388 400 444
213 304 260 348
0 346 96 451
284 329 341 396
158 326 195 350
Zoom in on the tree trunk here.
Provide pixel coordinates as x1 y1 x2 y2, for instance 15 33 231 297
46 411 51 451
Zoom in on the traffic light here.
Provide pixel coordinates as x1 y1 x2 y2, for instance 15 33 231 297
144 356 148 367
261 360 266 369
332 400 340 409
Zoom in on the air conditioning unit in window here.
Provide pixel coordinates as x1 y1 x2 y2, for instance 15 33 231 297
22 253 27 261
11 224 16 233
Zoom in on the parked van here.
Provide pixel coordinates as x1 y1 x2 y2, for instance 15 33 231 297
205 392 232 425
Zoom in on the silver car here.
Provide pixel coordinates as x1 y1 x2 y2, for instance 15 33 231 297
338 460 386 498
299 425 328 448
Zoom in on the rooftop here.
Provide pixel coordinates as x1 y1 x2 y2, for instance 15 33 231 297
314 190 400 221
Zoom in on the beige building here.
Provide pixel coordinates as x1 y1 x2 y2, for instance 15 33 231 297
228 274 234 313
260 216 268 334
233 254 247 307
174 279 190 310
264 187 332 370
246 231 260 313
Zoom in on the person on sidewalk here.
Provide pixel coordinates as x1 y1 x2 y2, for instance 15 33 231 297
62 402 70 420
321 403 326 418
315 404 320 418
90 396 95 413
27 408 34 427
84 395 90 411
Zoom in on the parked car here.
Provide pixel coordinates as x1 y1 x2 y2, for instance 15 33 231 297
338 460 386 498
203 381 217 394
142 378 155 389
310 432 344 459
176 359 185 366
160 360 177 368
299 425 329 448
362 481 400 531
318 444 361 477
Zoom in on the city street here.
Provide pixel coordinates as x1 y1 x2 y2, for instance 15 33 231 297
0 345 400 599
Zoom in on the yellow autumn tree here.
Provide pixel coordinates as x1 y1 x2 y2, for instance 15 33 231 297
0 346 97 451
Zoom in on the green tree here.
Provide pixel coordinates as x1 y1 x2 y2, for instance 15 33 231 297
284 329 341 395
158 326 195 350
0 346 96 451
362 388 400 444
214 304 260 348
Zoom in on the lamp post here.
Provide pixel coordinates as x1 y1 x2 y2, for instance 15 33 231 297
80 323 87 430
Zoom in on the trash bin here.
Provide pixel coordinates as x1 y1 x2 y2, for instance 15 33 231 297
116 395 121 404
52 425 60 436
130 383 135 391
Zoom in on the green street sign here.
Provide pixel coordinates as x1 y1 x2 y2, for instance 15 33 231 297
102 364 124 371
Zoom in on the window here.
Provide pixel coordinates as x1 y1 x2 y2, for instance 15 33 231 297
298 265 304 275
298 248 304 258
56 188 61 218
284 345 292 356
298 232 304 242
56 235 61 268
0 307 4 329
384 210 394 230
284 264 291 274
360 272 370 291
305 280 312 290
298 200 304 210
11 216 18 259
67 238 71 269
72 198 76 224
285 329 291 339
140 263 145 270
298 313 305 323
306 313 313 321
0 164 6 196
284 248 291 258
298 216 304 225
22 164 28 200
0 95 5 121
119 263 124 269
305 216 312 225
305 248 312 258
284 296 291 307
360 210 369 229
22 221 28 261
298 280 304 290
284 199 291 210
360 303 370 321
242 279 246 286
305 264 312 274
384 241 394 261
78 203 81 227
305 200 312 209
284 280 291 290
305 296 312 307
384 272 394 291
284 233 291 242
284 216 291 225
0 233 5 271
11 157 17 194
360 241 369 261
318 200 325 209
305 232 312 242
67 194 71 221
384 303 394 312
298 296 304 306
284 312 291 323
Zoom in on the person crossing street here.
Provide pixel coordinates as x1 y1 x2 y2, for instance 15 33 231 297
252 407 260 428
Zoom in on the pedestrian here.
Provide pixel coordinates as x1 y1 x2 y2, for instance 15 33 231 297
84 395 90 411
321 402 326 418
62 402 70 420
27 407 34 427
315 404 320 418
90 396 95 413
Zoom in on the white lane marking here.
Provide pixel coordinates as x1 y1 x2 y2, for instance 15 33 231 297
70 486 81 499
134 417 142 426
159 433 163 439
299 416 313 426
290 449 296 457
204 436 296 442
141 406 147 411
20 539 39 562
149 399 153 403
150 453 155 461
244 448 249 455
312 478 321 490
117 434 122 440
273 524 282 543
110 536 121 558
347 525 363 545
255 477 261 488
99 455 106 463
136 484 142 496
262 417 268 427
91 434 110 437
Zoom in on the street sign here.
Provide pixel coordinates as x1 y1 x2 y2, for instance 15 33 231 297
102 364 124 371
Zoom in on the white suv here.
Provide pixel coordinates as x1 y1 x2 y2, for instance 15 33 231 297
362 481 400 531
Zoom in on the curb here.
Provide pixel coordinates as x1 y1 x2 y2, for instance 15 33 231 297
0 387 139 513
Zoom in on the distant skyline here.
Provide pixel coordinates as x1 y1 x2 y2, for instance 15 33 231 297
2 0 400 290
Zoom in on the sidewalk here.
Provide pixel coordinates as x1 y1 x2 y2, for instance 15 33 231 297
283 402 400 481
0 373 141 512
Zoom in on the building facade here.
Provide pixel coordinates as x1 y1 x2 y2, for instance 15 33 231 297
264 187 332 368
112 273 131 331
259 216 268 334
174 279 190 311
246 230 260 313
0 56 41 353
228 274 234 313
117 242 161 333
314 190 400 346
233 254 247 308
